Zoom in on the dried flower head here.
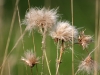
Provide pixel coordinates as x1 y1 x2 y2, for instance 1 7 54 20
50 21 78 42
21 50 39 68
23 7 58 32
77 55 99 74
78 30 93 49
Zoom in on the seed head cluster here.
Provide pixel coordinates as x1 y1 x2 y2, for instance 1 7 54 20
20 7 96 75
21 50 39 68
50 21 78 42
23 7 58 32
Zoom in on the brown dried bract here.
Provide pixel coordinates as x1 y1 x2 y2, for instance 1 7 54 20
78 30 92 49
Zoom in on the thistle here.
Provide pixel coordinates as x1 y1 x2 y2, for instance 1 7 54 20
22 7 58 75
50 21 78 75
21 50 39 68
76 55 99 75
78 30 93 50
23 7 58 33
50 21 78 42
75 48 100 75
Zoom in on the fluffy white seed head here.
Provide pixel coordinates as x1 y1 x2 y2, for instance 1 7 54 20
23 7 58 32
77 55 99 74
50 21 78 42
21 50 39 67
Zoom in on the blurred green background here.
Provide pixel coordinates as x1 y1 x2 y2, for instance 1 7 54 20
0 0 96 75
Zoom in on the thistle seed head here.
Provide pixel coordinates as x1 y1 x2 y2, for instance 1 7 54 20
23 7 58 32
77 55 99 74
78 30 93 49
21 50 39 68
50 21 78 42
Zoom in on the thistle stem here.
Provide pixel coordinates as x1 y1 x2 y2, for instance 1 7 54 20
41 28 51 75
32 31 36 52
28 0 30 9
56 40 59 74
36 64 38 75
30 68 33 75
56 40 64 75
59 40 64 61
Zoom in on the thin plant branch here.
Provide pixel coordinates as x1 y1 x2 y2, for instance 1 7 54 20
27 0 36 52
17 6 25 51
32 31 36 52
71 0 74 74
8 63 10 75
0 29 26 72
57 40 60 63
56 40 60 75
56 40 64 75
31 68 33 75
9 29 26 53
41 28 51 75
41 51 44 75
41 29 45 75
28 0 30 9
36 64 39 75
74 69 79 75
94 0 99 75
44 0 51 8
0 0 19 75
17 5 29 75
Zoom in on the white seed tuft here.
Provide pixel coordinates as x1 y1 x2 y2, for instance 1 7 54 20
77 55 100 74
50 21 78 42
23 7 58 32
21 50 39 67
